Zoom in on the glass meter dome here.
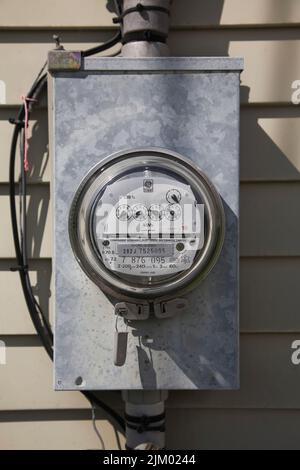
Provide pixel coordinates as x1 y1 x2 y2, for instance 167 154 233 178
69 148 225 301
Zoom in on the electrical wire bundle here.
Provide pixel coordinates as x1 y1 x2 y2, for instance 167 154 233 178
9 26 125 434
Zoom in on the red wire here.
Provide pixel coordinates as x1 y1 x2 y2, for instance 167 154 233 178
20 95 36 172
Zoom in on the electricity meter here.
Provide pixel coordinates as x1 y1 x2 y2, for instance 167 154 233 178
69 148 225 302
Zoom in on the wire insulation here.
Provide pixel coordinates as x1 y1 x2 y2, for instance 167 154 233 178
82 30 122 57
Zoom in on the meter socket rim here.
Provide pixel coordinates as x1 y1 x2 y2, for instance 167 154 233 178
68 147 225 302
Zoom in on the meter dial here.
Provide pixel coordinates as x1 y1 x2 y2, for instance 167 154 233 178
166 189 181 204
165 204 181 221
148 204 163 221
132 204 148 221
116 204 132 221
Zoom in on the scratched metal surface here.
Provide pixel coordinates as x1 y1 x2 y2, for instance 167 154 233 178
52 57 242 390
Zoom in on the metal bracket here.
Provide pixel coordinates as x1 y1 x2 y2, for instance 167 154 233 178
115 298 188 320
48 50 82 72
115 302 150 320
154 298 189 319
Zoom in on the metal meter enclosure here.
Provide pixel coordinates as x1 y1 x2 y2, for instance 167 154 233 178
50 57 243 390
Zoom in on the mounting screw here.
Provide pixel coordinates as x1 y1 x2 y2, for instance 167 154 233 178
53 34 64 50
75 376 83 386
176 242 185 252
116 307 127 317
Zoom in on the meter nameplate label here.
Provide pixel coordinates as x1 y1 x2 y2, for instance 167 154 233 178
117 244 174 257
99 238 199 276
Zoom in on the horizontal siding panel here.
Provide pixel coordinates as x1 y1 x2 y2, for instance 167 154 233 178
1 0 299 29
2 106 300 184
0 184 51 258
0 0 116 30
167 408 300 449
1 30 300 105
240 258 300 332
240 106 300 182
0 336 122 411
0 259 52 335
1 334 300 410
172 0 300 28
240 182 300 256
1 408 300 450
0 108 50 184
2 258 300 335
0 410 125 450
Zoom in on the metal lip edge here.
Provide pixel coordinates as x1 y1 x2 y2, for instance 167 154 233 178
83 56 244 72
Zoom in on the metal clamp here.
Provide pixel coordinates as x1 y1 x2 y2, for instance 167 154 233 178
115 298 188 320
115 302 150 320
122 30 167 44
113 3 170 24
154 298 189 319
125 412 166 433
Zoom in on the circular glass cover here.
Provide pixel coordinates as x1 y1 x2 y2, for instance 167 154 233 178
91 166 204 286
69 148 225 301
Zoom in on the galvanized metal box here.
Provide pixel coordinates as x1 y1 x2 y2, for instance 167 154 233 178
50 57 243 390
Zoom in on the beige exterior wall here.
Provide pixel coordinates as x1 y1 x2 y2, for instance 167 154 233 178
0 0 300 449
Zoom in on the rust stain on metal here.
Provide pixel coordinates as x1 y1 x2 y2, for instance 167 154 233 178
48 51 82 71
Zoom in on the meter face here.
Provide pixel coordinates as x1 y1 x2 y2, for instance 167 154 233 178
91 166 204 285
69 148 225 300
